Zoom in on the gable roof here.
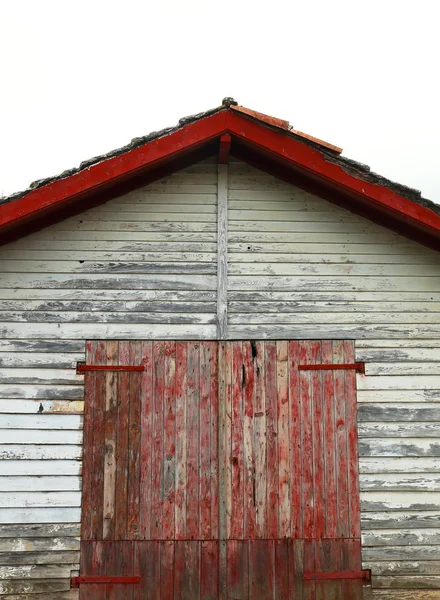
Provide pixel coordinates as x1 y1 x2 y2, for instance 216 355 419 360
1 97 440 250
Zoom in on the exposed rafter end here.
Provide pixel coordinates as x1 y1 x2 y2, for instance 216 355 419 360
218 134 231 164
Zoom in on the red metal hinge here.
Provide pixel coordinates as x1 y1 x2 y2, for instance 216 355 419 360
71 576 141 588
303 570 371 581
76 362 144 374
298 362 365 374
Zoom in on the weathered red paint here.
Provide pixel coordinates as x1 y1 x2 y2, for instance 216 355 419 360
77 363 145 373
218 133 231 164
80 340 362 599
3 105 440 252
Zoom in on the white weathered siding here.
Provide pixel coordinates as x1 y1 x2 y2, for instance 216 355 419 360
1 156 440 596
227 160 440 591
0 160 217 597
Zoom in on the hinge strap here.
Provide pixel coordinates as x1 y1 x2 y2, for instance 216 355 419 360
303 570 371 581
298 362 365 374
77 363 144 373
71 576 141 587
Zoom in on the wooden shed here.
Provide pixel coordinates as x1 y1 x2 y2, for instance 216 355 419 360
1 98 440 599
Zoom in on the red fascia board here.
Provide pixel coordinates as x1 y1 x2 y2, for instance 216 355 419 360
227 111 440 236
0 110 228 230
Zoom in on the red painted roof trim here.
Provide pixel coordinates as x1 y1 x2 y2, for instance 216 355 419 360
1 105 440 250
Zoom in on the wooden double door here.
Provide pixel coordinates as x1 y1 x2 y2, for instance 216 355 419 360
79 340 363 599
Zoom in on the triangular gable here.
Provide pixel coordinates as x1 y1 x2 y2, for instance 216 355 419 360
1 98 440 251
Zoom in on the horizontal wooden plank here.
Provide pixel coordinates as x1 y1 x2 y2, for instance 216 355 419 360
359 439 440 457
0 340 84 353
0 300 217 314
56 219 217 230
0 551 79 565
229 275 440 292
359 423 440 438
5 240 217 252
0 477 81 492
230 291 440 302
0 578 71 595
0 590 79 600
358 390 440 403
0 260 216 275
0 563 79 580
229 313 440 325
94 203 218 214
18 230 217 242
362 511 440 529
357 340 440 349
0 385 83 400
357 348 440 363
0 537 80 552
366 363 440 375
363 545 440 561
0 445 82 460
369 589 440 599
361 492 440 512
373 575 440 589
0 400 84 415
229 219 385 233
0 289 217 302
229 301 440 314
0 323 217 340
0 353 84 369
0 523 79 538
0 461 81 476
229 262 440 277
0 273 217 290
227 324 440 340
0 370 82 385
359 457 440 474
0 415 82 430
229 252 439 265
358 377 440 391
0 311 216 325
365 561 440 576
358 405 440 423
363 529 440 547
0 430 82 444
2 251 217 262
360 473 440 491
0 491 81 508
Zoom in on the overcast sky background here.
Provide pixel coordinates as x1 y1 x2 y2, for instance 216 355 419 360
0 0 439 202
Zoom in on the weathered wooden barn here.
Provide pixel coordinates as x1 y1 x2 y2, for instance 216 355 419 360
0 97 440 599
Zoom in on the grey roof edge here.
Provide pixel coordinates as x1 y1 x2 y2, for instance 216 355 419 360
1 97 438 218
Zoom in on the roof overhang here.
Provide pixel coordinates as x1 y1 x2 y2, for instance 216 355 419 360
2 105 440 251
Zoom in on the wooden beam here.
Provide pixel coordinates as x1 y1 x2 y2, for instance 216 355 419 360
218 134 231 164
217 164 228 340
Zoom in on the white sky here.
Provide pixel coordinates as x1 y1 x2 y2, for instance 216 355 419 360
0 0 439 202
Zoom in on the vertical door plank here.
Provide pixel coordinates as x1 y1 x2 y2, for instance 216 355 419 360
303 539 315 600
134 541 159 600
310 341 325 539
140 342 153 541
333 340 349 538
128 342 142 539
277 340 290 539
181 541 201 600
250 540 274 599
91 541 106 600
81 341 96 541
265 341 278 539
227 540 249 600
175 342 188 541
274 539 289 599
230 342 244 539
186 343 200 540
115 341 130 540
288 341 302 539
163 342 177 541
344 341 361 538
151 342 165 540
103 341 118 540
113 540 134 600
160 541 175 599
341 539 362 600
321 341 337 539
291 539 304 600
199 342 212 539
103 541 115 600
210 342 219 540
299 341 314 539
201 540 219 600
243 342 256 539
315 539 340 600
91 341 106 540
224 341 233 541
253 341 266 539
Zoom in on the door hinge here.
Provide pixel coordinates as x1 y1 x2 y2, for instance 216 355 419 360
76 362 145 373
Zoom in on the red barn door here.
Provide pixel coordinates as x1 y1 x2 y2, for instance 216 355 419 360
77 340 363 599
